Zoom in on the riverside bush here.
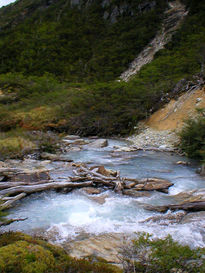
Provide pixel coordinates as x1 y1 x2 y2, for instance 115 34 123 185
0 232 121 273
179 109 205 161
120 233 205 273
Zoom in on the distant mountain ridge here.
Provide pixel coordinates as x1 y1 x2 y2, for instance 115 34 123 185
0 0 168 81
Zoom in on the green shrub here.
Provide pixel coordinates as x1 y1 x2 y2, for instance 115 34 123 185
179 109 205 161
120 233 205 273
0 232 121 273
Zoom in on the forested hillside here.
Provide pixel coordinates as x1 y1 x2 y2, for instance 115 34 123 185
0 0 168 81
0 0 204 158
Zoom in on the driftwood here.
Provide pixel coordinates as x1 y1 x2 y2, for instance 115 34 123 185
0 181 93 197
0 193 27 210
87 175 115 187
0 180 52 190
0 217 28 227
69 176 88 182
0 162 174 212
144 201 205 213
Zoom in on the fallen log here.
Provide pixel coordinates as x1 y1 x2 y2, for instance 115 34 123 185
0 193 27 210
69 176 88 182
0 181 93 197
0 217 28 227
80 166 118 181
0 180 52 190
144 201 205 213
87 176 115 187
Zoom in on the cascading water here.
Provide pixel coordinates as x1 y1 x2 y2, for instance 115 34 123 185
4 139 205 248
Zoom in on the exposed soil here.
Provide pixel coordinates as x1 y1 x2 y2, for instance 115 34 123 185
146 87 205 131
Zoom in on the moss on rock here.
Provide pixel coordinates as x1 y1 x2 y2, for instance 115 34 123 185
0 232 121 273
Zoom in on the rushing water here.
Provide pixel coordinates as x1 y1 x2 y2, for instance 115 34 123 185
4 139 205 248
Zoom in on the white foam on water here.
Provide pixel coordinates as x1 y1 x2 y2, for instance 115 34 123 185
5 190 205 248
4 141 205 249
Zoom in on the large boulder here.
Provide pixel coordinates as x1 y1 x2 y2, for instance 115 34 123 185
136 178 173 193
87 139 108 148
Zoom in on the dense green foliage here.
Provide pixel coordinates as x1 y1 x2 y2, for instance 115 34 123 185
0 72 172 137
121 233 205 273
0 0 204 152
0 232 204 273
0 232 121 273
0 0 167 82
179 109 205 161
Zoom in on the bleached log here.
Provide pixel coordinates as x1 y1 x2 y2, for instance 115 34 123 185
0 180 52 190
0 181 93 196
80 166 118 181
0 193 27 210
87 175 115 187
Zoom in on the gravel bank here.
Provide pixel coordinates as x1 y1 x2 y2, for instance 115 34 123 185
127 126 180 151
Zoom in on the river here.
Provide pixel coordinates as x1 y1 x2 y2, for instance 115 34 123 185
4 138 205 249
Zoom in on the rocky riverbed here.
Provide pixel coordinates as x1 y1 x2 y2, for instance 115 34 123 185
127 124 179 152
1 135 205 265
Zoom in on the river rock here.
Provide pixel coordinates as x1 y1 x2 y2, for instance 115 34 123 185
87 193 109 204
87 139 108 148
144 201 205 213
95 166 117 177
172 189 205 203
176 161 190 166
40 153 73 162
136 178 173 193
180 211 205 224
12 171 50 183
116 146 138 152
72 139 89 145
123 189 151 198
141 211 187 225
63 135 80 140
64 233 125 264
81 187 102 195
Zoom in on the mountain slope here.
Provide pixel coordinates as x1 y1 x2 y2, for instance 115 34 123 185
0 0 204 140
146 86 205 131
120 1 188 81
0 0 168 81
